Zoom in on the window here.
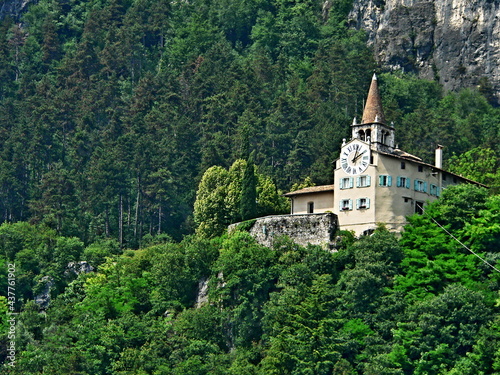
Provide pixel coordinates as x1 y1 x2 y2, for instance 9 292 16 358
379 175 392 187
401 162 406 169
357 175 371 188
340 177 354 189
358 130 365 141
381 131 388 144
415 201 424 215
307 202 314 214
429 184 440 196
443 174 447 181
366 129 372 142
414 179 427 193
418 165 424 172
370 155 374 164
397 176 410 188
340 199 353 211
356 198 370 209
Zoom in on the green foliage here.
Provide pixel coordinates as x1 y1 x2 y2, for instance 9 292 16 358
1 0 500 372
447 147 500 189
194 159 287 238
240 154 258 221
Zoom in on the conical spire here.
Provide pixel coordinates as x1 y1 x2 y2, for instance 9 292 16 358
361 74 386 124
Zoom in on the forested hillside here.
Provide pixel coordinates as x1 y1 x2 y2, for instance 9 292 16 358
1 184 500 374
0 0 499 244
1 0 500 373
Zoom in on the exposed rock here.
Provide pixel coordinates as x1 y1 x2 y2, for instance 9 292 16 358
0 0 35 20
195 277 209 308
348 0 500 103
229 213 338 250
34 275 54 309
65 261 94 277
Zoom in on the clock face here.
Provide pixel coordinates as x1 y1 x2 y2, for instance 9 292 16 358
340 141 370 175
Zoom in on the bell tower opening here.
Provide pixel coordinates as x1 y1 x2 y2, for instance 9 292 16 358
358 130 365 141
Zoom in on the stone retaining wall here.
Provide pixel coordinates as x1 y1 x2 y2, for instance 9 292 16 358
229 213 338 249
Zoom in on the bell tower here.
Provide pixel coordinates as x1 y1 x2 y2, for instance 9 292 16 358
351 74 395 153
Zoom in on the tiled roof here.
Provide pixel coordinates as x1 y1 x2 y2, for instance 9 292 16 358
361 74 386 124
284 184 335 197
378 150 488 188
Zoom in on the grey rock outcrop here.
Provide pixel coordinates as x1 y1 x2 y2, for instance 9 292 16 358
229 213 338 249
0 0 34 20
195 277 209 308
65 261 94 276
348 0 500 102
34 276 54 309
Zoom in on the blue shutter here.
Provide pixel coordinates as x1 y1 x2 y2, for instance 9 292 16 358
366 198 371 209
397 176 402 187
424 182 428 193
406 178 411 189
379 176 384 186
366 176 371 186
356 177 361 187
414 180 418 191
388 176 392 187
349 177 354 188
437 187 441 197
340 178 344 189
348 199 353 210
339 200 343 211
356 198 360 209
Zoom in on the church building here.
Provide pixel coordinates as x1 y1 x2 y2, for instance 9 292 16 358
284 74 484 236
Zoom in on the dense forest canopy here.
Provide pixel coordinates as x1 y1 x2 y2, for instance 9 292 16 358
1 0 500 373
1 184 500 374
0 0 498 244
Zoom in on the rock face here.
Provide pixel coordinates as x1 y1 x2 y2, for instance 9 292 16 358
195 277 209 308
229 213 338 249
348 0 500 102
65 261 95 276
34 276 54 309
0 0 33 20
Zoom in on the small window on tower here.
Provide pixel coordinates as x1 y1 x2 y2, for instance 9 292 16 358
358 130 365 141
418 165 424 172
401 162 406 169
307 202 314 214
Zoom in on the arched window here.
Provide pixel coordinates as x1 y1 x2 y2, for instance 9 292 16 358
381 131 388 145
358 130 365 141
366 129 372 142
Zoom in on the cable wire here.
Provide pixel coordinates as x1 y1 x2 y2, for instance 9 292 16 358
422 209 500 274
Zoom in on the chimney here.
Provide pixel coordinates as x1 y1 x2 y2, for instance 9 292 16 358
435 145 443 169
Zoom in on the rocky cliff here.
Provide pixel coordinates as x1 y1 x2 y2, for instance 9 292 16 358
0 0 33 20
348 0 500 102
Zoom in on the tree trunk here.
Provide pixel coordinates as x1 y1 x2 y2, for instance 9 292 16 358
158 206 162 235
134 176 140 240
119 194 123 246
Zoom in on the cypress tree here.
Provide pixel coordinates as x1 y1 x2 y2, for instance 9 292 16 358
240 153 257 221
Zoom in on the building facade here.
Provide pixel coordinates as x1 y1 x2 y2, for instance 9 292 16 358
285 74 483 236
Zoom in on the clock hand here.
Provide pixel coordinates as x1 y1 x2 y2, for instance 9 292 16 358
352 150 367 163
351 150 359 163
